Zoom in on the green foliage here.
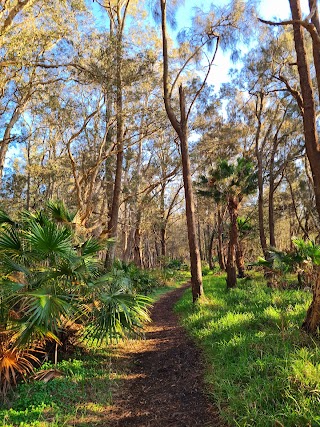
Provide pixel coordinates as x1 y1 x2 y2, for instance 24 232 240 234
201 262 211 276
237 216 254 239
256 238 320 281
0 351 114 427
0 204 152 396
175 274 319 426
196 157 258 203
47 200 75 224
111 261 165 295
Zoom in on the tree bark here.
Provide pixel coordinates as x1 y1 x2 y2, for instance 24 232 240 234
289 0 320 333
308 0 320 102
217 207 226 271
208 228 215 270
226 196 238 288
105 2 129 268
160 0 203 302
179 90 203 301
268 162 276 248
133 210 143 268
302 266 320 333
254 94 269 258
236 241 245 278
289 0 320 222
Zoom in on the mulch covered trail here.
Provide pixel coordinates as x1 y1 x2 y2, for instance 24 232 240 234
107 284 225 427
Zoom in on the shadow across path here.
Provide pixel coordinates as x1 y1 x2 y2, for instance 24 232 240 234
105 284 225 427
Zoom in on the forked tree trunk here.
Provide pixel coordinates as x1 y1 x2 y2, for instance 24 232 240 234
302 266 320 333
226 196 239 288
160 0 203 302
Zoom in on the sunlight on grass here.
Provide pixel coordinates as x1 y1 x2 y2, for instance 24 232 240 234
175 273 320 427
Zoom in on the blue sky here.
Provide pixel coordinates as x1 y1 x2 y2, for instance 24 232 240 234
86 0 311 89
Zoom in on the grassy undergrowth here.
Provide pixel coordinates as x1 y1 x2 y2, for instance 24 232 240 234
0 280 182 427
175 273 320 427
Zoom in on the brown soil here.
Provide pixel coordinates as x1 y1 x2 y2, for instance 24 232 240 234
106 284 225 427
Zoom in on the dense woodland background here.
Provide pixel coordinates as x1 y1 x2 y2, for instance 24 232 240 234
1 0 317 268
2 1 320 425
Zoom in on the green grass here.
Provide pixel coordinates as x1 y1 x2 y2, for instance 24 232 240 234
175 272 320 427
0 347 115 427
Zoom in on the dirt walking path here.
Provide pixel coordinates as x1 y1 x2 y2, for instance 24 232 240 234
107 284 225 426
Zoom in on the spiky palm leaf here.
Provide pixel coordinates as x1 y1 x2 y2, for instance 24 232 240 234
83 287 151 344
15 287 75 345
25 220 73 261
47 200 75 224
0 330 42 396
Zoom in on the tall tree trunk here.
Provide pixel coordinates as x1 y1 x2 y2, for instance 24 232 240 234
197 214 203 261
179 98 203 301
226 196 238 288
160 184 166 259
208 228 215 270
302 266 320 333
236 241 245 278
308 0 320 102
160 226 166 258
289 0 320 221
217 207 226 271
105 4 127 268
256 145 268 257
160 0 203 302
268 175 276 248
290 0 320 333
133 210 143 268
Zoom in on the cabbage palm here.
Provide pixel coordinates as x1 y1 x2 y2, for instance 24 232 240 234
0 203 152 395
198 157 257 288
259 238 320 333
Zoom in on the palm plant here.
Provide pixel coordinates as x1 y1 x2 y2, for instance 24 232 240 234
0 202 152 396
197 157 257 288
258 238 320 333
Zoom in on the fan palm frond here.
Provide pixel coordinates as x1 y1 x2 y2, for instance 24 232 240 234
47 200 75 224
26 221 73 260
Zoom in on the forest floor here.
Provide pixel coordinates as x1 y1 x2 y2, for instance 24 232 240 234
103 283 225 427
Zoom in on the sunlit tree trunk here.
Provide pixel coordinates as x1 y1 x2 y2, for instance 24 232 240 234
302 266 320 332
105 1 130 268
289 0 320 331
236 241 245 278
160 0 203 302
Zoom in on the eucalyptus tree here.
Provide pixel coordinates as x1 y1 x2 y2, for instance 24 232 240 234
260 0 320 228
157 0 258 301
222 33 305 257
0 0 88 188
94 0 133 268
